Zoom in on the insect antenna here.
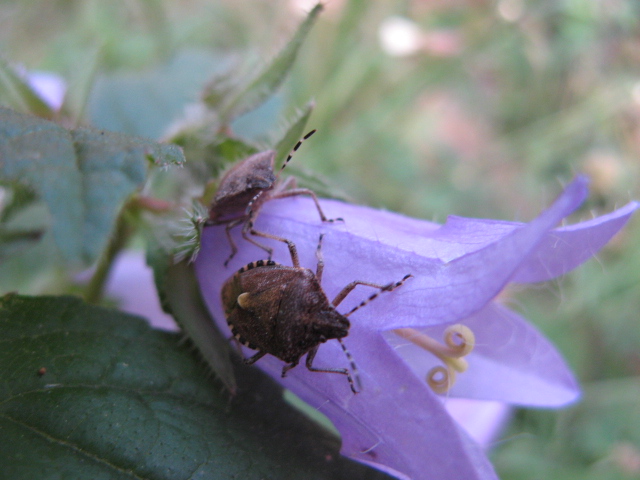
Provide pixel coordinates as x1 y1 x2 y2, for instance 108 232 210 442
337 338 362 393
277 129 317 178
344 274 413 318
243 129 318 226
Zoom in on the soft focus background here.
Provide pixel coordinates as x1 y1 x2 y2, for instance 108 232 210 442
2 1 639 478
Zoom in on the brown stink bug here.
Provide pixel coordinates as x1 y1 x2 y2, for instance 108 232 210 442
207 130 343 265
221 234 412 393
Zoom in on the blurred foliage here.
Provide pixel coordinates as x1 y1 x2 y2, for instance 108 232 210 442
1 0 639 479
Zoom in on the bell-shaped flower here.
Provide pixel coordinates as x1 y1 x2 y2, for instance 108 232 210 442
195 176 638 480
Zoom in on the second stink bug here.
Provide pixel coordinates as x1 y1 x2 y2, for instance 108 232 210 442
208 130 342 265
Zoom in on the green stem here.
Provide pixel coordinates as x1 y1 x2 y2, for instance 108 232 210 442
84 209 132 304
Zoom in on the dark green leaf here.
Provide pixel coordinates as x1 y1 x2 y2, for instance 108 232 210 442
0 107 185 265
146 229 236 392
0 294 390 480
219 3 323 121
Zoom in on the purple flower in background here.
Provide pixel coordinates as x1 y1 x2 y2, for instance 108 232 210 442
195 176 638 480
25 71 66 111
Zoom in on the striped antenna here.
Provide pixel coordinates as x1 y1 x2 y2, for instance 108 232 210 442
279 129 317 173
344 274 413 318
338 338 362 393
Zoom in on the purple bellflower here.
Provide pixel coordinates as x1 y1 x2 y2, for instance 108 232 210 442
195 176 638 480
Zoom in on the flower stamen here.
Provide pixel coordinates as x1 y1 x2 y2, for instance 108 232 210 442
394 325 475 394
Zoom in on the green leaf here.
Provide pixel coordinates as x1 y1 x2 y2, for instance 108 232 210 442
218 3 323 121
0 107 185 265
213 136 260 165
201 64 242 110
146 228 237 392
0 294 390 479
88 50 229 138
178 134 260 178
273 100 315 165
0 56 56 119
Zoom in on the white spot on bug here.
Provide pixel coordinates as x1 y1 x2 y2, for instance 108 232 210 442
237 292 250 309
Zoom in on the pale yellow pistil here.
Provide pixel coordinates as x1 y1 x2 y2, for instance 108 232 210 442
394 325 476 394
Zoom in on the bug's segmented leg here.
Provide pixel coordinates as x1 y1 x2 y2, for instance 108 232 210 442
242 218 301 268
338 274 414 317
268 188 344 223
239 228 275 259
224 226 274 266
243 350 267 366
222 218 244 266
281 359 300 377
337 339 361 393
332 280 388 307
242 129 342 259
305 344 360 394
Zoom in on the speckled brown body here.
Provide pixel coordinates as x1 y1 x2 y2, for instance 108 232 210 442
222 259 350 365
220 235 412 393
206 131 342 265
209 150 276 224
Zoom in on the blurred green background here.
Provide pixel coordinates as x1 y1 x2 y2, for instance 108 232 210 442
1 1 639 478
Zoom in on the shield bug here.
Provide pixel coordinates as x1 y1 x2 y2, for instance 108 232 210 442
221 234 412 393
207 130 343 265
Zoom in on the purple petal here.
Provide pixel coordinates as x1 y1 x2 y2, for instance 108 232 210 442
193 285 500 478
77 251 177 331
436 201 639 283
444 399 511 449
27 71 67 110
385 303 580 407
192 176 634 479
511 201 640 283
198 176 589 330
107 251 178 331
283 325 500 480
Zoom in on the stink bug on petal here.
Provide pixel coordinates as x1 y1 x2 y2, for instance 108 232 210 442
207 130 343 265
221 234 412 393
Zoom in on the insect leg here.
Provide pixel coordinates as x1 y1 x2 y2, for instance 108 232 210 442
305 344 359 394
222 218 244 266
243 221 300 268
243 351 267 365
242 190 300 266
331 280 390 307
238 228 275 259
281 359 300 377
341 274 413 317
268 188 343 223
